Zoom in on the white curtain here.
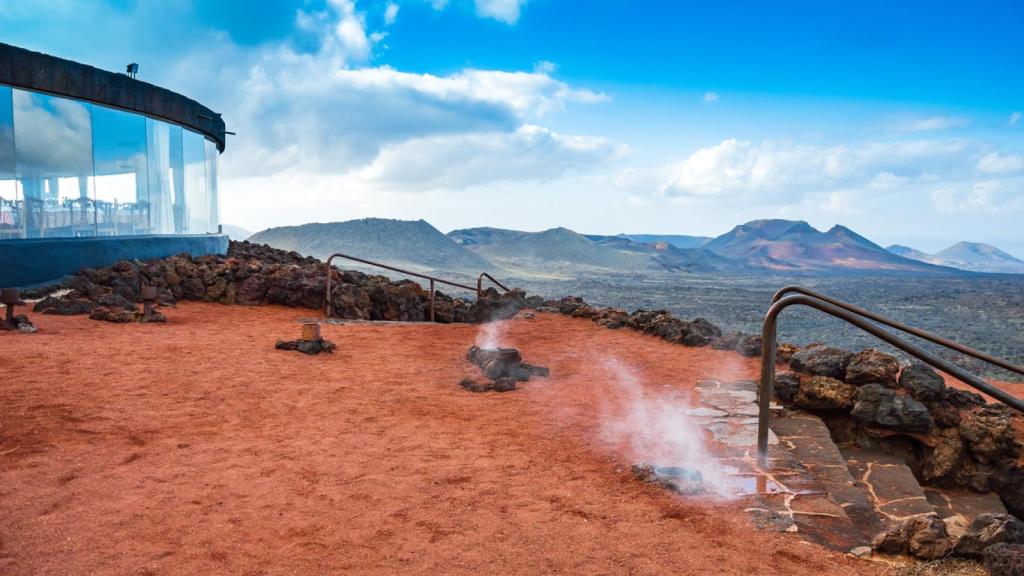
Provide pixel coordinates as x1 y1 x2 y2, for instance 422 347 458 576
145 119 174 234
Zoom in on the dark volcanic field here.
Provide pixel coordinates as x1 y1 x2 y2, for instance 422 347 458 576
506 272 1024 382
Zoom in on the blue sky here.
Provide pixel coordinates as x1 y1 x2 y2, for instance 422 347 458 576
2 0 1023 255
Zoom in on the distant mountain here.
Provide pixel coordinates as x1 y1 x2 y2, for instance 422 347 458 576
586 234 747 273
447 227 745 275
935 242 1024 271
934 242 1024 274
221 224 252 241
704 219 957 274
612 234 713 249
449 227 653 274
886 242 1024 274
885 244 946 266
249 219 491 273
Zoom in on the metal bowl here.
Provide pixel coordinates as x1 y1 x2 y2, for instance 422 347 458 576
653 466 704 483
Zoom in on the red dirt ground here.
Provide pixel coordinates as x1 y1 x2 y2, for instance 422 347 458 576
1 303 1011 575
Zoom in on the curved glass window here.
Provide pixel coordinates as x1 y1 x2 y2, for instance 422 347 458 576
0 85 220 239
0 86 16 239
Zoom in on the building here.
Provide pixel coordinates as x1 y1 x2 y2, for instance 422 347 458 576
0 42 228 286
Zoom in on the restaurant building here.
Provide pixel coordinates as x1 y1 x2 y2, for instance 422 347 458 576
0 42 227 286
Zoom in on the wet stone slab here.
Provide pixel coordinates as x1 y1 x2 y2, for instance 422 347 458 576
842 447 934 525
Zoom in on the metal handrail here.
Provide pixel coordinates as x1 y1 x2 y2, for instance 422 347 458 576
323 252 508 321
757 293 1024 465
773 285 1024 377
477 272 510 294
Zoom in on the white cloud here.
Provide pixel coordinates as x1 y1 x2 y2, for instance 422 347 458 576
648 138 989 203
162 0 609 195
474 0 528 24
358 125 623 190
534 60 557 74
932 180 1024 214
702 91 719 104
896 116 969 133
384 2 399 25
1010 111 1022 126
655 138 966 198
867 171 908 189
977 151 1024 174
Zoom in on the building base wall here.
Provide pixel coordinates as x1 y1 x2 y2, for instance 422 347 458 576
0 234 229 288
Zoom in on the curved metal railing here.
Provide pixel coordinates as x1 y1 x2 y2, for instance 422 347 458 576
324 252 509 321
757 291 1024 464
773 285 1024 377
477 272 510 295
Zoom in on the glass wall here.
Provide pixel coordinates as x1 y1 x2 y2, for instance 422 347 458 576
0 85 220 239
93 104 149 235
0 86 17 239
183 129 207 234
13 89 94 238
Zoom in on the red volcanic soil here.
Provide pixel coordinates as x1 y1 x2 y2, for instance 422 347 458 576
1 304 889 575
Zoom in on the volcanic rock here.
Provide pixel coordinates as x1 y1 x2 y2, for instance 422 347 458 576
871 515 954 560
919 427 966 482
710 331 741 351
468 346 523 380
776 343 799 363
953 513 1024 557
984 543 1024 576
89 308 138 323
991 464 1024 518
954 459 996 493
33 296 96 315
680 317 721 347
850 384 933 432
735 334 763 357
459 377 517 393
899 362 947 401
959 405 1015 464
650 317 687 343
97 292 137 311
774 372 801 403
845 348 899 387
0 313 36 333
275 338 336 355
27 240 537 326
521 363 550 378
555 296 587 315
793 375 857 411
789 345 853 380
594 308 630 329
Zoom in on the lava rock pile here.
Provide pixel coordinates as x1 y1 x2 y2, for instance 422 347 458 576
0 313 35 333
775 345 1024 520
87 293 166 323
275 338 336 355
30 241 539 324
460 346 550 393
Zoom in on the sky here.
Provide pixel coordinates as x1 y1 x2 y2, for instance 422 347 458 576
2 0 1023 255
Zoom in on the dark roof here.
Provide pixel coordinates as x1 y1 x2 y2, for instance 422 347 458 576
0 42 226 152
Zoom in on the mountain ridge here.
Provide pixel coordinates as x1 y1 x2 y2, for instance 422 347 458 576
887 241 1024 274
245 217 1007 277
248 218 491 273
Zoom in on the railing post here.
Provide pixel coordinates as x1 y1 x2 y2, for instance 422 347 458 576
429 279 435 323
324 259 334 318
758 305 779 467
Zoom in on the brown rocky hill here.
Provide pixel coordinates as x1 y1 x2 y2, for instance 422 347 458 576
704 219 962 274
250 218 492 274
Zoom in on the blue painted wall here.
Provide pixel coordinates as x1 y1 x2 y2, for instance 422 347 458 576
0 234 229 287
